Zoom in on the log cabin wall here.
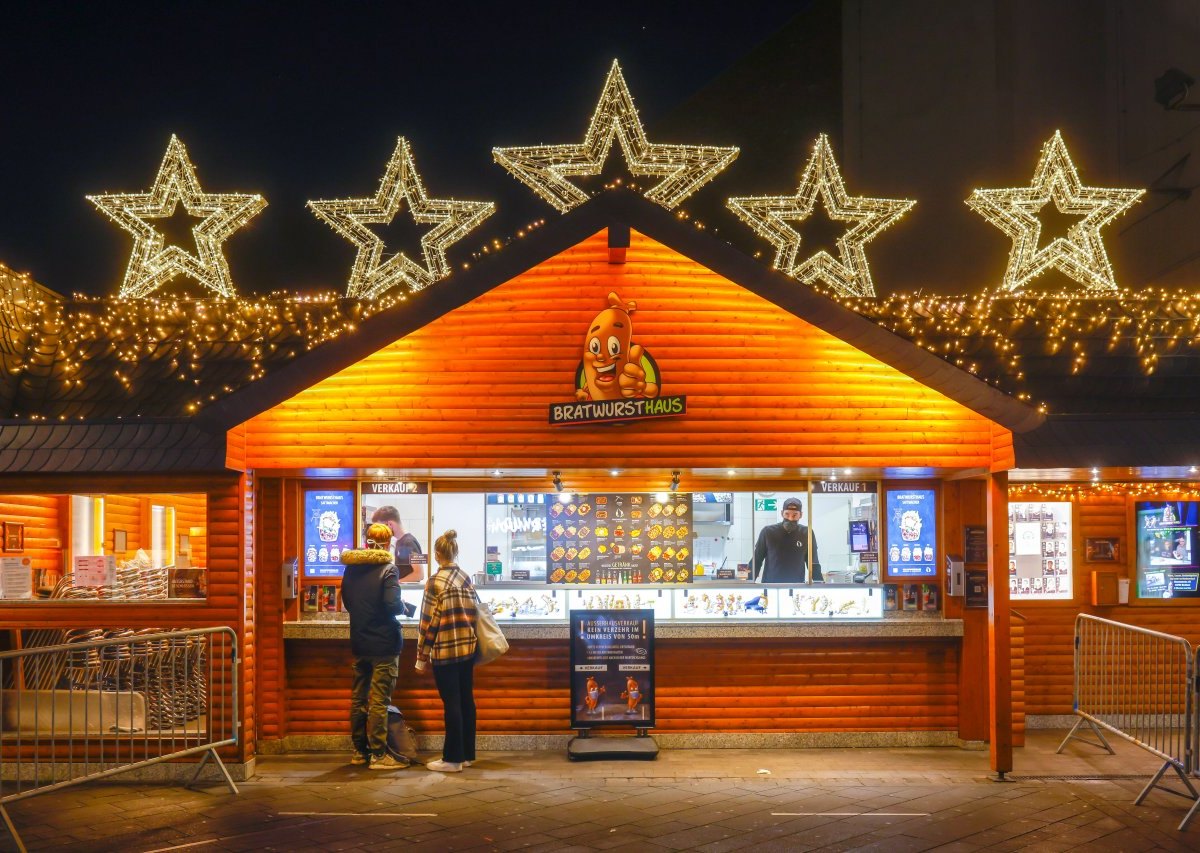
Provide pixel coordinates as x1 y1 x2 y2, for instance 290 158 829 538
0 494 61 575
282 637 962 738
0 473 254 763
940 480 1024 745
242 230 1003 472
1014 484 1200 718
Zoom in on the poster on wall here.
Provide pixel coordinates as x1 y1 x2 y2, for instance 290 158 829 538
303 489 355 578
1136 500 1200 599
359 481 430 582
569 609 654 729
547 493 692 584
1008 501 1072 600
886 489 937 577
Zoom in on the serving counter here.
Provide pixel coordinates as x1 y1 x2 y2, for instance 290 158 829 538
278 581 971 750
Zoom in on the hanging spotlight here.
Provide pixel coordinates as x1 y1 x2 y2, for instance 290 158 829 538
670 470 681 492
552 471 563 493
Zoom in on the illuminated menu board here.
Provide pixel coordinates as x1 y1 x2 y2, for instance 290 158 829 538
547 493 693 584
303 489 355 578
886 489 937 577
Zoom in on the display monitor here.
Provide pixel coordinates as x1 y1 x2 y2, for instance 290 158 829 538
849 520 871 553
302 488 355 578
1136 501 1200 599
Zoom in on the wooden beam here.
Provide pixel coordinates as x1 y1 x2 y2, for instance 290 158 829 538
986 469 1013 776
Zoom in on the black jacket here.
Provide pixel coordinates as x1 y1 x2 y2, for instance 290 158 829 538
752 522 822 583
340 548 405 657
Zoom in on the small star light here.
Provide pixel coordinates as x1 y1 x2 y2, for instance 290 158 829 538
966 130 1144 296
309 137 495 298
726 134 915 298
493 60 739 212
88 135 266 299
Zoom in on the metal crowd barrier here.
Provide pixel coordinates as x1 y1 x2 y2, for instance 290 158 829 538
0 627 239 852
1057 613 1199 830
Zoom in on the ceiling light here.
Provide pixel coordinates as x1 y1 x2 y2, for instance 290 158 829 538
610 469 620 477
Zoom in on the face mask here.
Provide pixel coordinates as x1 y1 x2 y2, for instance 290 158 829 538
781 519 799 533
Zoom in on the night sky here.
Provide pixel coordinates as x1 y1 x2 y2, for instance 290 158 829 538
0 1 807 296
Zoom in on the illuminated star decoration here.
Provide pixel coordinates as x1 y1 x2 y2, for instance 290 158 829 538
88 135 266 299
309 137 495 298
966 130 1144 296
493 60 738 212
726 134 915 298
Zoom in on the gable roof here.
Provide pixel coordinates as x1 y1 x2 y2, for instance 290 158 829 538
198 190 1044 435
18 189 1159 475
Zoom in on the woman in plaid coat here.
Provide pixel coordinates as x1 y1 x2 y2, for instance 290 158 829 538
415 529 478 772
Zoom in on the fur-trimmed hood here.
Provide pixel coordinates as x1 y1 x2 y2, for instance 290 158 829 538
340 547 393 565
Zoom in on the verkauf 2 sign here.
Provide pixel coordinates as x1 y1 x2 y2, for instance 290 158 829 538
549 291 685 426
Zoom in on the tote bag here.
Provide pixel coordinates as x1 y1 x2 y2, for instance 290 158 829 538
474 596 509 665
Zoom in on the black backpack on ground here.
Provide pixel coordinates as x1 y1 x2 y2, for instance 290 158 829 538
386 705 421 766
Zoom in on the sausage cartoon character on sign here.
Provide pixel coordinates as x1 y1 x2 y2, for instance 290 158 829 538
575 292 661 401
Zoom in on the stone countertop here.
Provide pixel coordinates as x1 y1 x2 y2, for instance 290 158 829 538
283 618 963 641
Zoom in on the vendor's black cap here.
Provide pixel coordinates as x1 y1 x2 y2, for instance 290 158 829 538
782 497 802 512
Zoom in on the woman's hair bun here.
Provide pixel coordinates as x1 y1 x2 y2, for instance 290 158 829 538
445 529 457 539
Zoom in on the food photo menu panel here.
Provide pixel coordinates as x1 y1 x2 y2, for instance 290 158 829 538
886 489 937 577
547 493 693 584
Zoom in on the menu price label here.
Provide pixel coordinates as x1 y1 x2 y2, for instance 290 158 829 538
73 555 116 588
1 556 33 599
964 525 988 564
886 489 937 577
547 493 693 584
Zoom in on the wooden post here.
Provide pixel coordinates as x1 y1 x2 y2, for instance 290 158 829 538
986 470 1013 776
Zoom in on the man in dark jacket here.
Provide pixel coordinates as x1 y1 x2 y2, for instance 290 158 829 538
752 496 822 583
341 522 407 769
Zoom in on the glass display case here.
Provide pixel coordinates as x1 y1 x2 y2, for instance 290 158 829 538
477 586 566 620
408 582 889 622
671 586 778 619
565 586 674 620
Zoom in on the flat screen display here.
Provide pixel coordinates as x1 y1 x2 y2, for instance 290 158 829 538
1136 501 1200 599
849 520 870 553
886 489 937 577
303 489 355 578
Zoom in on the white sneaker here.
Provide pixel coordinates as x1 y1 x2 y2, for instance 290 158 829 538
426 759 462 772
463 760 474 767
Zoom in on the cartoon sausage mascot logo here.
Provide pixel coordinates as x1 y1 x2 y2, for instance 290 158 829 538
575 292 661 401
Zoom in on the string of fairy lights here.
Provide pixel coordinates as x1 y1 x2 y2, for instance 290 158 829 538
0 63 1196 421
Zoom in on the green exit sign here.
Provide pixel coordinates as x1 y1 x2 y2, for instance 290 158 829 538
755 498 777 512
485 561 502 576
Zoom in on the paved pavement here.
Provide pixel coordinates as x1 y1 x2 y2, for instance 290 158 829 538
4 731 1200 852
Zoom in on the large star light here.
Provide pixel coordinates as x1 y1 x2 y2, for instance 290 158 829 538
493 60 738 212
88 135 266 299
309 137 495 298
727 134 915 298
967 130 1144 296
